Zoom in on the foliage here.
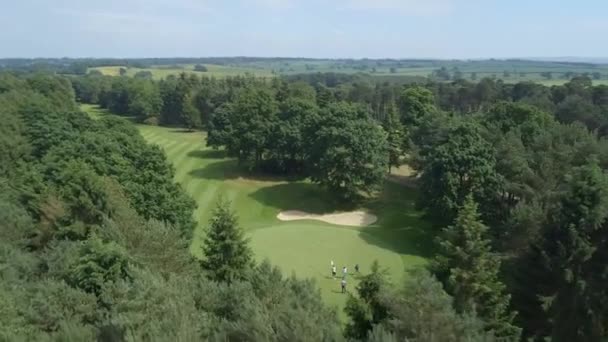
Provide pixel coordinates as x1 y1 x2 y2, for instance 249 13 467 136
379 269 494 342
344 260 390 340
434 196 521 340
201 198 254 283
309 102 388 200
538 161 608 341
418 122 502 225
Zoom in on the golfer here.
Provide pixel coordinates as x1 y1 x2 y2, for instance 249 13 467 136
332 265 337 278
341 279 347 293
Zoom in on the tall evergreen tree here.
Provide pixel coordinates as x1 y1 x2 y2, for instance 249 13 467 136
539 161 608 341
201 198 253 283
383 102 405 173
434 195 521 341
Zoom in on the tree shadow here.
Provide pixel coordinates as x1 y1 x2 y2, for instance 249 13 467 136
248 182 357 214
170 129 199 133
187 149 227 159
356 182 436 258
188 159 309 183
188 159 240 180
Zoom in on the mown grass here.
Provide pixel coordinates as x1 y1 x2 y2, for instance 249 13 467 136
82 105 433 317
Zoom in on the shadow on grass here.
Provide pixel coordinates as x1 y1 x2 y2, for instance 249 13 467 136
170 128 202 133
188 159 308 183
187 149 227 159
188 159 240 180
357 182 436 258
249 182 357 214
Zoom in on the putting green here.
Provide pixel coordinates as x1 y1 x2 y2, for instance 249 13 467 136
81 105 432 317
249 223 409 309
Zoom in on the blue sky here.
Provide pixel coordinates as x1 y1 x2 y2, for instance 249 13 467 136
1 0 607 58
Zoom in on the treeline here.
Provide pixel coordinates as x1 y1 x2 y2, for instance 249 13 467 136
74 71 608 133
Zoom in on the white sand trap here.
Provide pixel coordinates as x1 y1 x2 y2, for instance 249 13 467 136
277 210 378 227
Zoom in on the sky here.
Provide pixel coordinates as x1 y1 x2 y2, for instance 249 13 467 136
1 0 607 59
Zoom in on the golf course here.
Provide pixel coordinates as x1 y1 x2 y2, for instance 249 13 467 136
82 104 431 313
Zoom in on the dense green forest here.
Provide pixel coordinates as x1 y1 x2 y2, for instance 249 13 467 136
3 67 608 341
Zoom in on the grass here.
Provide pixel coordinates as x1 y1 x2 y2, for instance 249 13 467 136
90 64 274 79
80 103 109 119
81 105 432 317
90 60 608 86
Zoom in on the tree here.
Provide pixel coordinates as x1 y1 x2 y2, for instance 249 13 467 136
133 70 153 79
344 261 390 340
453 69 464 80
379 268 494 342
201 199 253 283
383 102 405 172
538 161 608 341
398 86 436 126
555 95 602 131
194 64 208 72
88 69 103 76
433 67 451 81
119 67 127 76
267 97 319 174
434 196 521 340
227 86 278 167
418 122 502 225
68 236 132 298
180 93 201 131
309 102 388 200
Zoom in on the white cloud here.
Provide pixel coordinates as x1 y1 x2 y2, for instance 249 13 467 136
342 0 454 15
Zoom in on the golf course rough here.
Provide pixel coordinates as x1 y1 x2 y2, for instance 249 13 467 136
97 111 432 317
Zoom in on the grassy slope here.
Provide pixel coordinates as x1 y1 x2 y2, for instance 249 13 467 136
82 105 431 316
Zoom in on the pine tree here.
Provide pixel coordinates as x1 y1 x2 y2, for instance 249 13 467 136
383 102 405 173
434 195 521 340
201 198 253 282
344 260 390 340
181 93 201 131
539 161 608 341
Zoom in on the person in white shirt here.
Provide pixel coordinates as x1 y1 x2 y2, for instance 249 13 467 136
332 266 337 278
342 266 347 278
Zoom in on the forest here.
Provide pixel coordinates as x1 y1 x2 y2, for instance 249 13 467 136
2 67 608 341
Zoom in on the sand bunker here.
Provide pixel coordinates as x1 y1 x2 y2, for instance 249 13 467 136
277 210 377 227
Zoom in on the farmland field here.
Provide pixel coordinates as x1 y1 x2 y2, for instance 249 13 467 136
89 64 274 79
88 58 608 86
81 104 432 316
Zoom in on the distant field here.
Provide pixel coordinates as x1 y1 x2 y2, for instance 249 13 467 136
80 104 432 317
89 58 608 86
90 64 274 79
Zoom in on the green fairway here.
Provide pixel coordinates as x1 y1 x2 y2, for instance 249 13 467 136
83 105 431 315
